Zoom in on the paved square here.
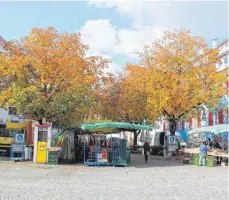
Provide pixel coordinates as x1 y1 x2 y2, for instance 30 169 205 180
0 154 228 200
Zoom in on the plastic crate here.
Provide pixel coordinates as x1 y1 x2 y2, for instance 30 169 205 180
47 150 59 165
49 151 58 156
112 159 127 167
48 157 58 161
192 155 215 167
48 160 58 165
206 156 215 167
192 154 199 165
48 155 58 160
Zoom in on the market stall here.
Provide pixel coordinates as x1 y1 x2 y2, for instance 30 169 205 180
183 124 228 166
182 147 229 166
188 124 228 144
78 122 152 167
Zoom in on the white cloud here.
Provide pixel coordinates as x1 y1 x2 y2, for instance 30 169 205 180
80 19 117 54
81 1 172 73
80 19 164 60
88 1 173 29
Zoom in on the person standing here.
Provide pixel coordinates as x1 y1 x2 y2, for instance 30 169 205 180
199 141 208 166
175 139 181 160
207 138 212 149
143 142 150 164
212 137 223 164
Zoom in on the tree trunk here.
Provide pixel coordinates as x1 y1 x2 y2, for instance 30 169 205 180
169 121 176 135
133 133 138 145
38 119 43 124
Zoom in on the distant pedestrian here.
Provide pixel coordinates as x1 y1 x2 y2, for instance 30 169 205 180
199 140 208 166
143 142 150 164
175 139 181 160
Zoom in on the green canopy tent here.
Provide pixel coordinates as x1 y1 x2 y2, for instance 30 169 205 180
79 122 152 132
78 122 152 166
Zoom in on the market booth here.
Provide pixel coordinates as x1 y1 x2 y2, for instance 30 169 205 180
183 124 228 166
188 124 228 144
6 120 33 161
79 122 152 167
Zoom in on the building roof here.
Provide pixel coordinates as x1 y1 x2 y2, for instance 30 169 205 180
219 50 229 58
217 39 228 48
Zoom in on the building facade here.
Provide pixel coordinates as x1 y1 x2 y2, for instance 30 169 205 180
214 39 228 72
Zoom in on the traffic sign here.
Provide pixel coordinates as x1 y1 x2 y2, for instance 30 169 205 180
15 133 24 144
168 136 175 144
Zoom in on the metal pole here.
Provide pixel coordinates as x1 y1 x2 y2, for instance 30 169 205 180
111 131 112 166
94 134 96 166
84 133 85 165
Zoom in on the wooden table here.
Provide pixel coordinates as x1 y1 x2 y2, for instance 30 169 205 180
182 148 228 167
182 148 229 158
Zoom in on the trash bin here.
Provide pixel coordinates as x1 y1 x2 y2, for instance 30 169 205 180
47 147 61 165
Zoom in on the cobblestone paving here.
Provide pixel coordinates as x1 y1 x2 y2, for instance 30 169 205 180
0 154 228 200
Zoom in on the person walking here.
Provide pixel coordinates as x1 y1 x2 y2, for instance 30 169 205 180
199 140 208 166
175 139 181 160
143 142 150 164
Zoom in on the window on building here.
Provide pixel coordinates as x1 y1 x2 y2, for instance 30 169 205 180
217 63 222 70
224 57 228 65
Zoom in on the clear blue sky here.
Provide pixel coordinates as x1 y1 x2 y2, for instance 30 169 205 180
0 1 228 72
0 2 131 40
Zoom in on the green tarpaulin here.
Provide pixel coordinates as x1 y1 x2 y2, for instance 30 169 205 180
78 122 152 133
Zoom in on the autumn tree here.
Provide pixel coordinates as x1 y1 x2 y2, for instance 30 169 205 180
126 28 227 135
92 74 121 121
94 70 152 145
117 66 154 145
0 27 109 126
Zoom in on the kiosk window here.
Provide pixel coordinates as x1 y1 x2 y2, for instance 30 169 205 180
38 131 47 142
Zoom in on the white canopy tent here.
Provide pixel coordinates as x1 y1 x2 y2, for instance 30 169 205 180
188 124 228 135
188 124 228 144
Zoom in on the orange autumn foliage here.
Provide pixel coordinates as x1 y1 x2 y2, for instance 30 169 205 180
0 27 109 125
123 28 227 134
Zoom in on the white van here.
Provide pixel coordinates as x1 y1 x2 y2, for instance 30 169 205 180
150 131 186 156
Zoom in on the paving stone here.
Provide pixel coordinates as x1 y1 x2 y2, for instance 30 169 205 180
0 154 228 200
